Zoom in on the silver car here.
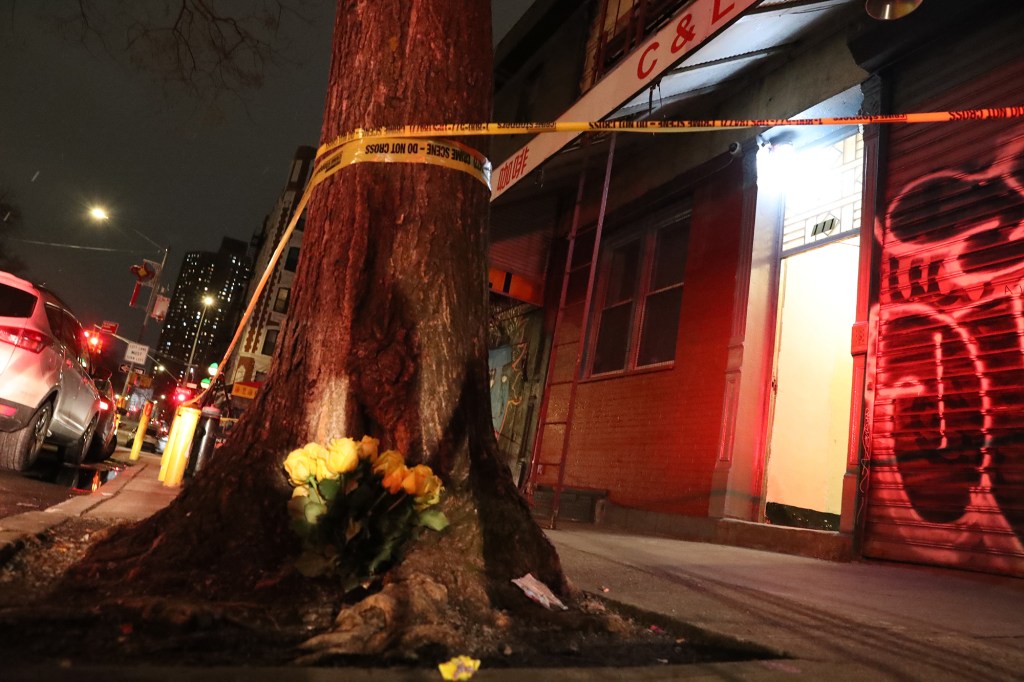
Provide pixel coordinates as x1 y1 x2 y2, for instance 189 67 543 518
0 271 100 470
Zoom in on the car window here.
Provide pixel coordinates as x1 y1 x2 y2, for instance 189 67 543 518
0 283 37 317
61 311 91 370
45 304 74 348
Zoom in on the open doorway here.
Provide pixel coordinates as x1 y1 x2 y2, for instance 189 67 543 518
763 131 864 530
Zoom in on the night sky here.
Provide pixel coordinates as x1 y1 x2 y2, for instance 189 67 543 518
0 1 531 349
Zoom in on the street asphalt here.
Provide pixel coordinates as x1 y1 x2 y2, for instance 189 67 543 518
2 448 1023 680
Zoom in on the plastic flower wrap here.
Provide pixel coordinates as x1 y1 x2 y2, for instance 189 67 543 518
283 436 448 590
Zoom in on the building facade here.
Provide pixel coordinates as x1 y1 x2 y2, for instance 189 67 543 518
157 237 251 385
491 0 1024 577
229 146 315 387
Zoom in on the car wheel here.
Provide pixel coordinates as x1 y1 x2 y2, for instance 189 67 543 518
60 417 97 466
0 402 53 472
85 430 109 463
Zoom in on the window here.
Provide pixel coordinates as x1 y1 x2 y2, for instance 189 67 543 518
0 284 36 317
284 246 300 272
273 287 290 314
261 329 279 356
589 217 689 375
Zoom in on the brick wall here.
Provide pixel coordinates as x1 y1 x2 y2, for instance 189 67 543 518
540 162 744 516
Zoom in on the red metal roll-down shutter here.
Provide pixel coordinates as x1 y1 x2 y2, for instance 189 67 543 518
864 34 1024 576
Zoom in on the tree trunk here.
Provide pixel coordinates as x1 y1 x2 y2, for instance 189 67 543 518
69 0 566 658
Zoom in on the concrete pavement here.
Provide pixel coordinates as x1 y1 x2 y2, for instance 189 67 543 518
3 450 1023 679
0 450 177 563
550 528 1024 680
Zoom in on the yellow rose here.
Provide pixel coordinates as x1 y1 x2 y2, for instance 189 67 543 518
357 435 379 462
401 464 433 496
373 450 405 477
414 472 443 509
381 464 409 494
284 448 314 486
302 442 329 462
326 437 359 475
291 485 310 498
314 455 337 481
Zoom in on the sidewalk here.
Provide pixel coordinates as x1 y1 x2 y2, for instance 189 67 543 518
0 451 177 563
549 528 1024 680
3 454 1024 680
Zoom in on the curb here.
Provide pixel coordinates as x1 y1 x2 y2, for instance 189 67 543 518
0 457 150 566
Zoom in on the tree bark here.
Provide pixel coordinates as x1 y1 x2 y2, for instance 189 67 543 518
69 0 566 657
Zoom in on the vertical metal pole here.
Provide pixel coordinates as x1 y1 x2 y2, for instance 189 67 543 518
185 305 208 385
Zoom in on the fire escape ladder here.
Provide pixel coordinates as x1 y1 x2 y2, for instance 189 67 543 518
526 134 618 529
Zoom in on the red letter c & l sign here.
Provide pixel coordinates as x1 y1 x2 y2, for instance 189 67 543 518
637 41 659 79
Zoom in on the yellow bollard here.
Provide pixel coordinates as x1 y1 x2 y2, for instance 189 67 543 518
130 401 154 462
162 406 201 488
158 407 184 481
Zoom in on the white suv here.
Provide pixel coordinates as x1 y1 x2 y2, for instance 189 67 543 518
0 271 100 471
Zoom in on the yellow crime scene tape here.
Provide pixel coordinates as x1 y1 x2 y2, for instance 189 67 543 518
198 105 1024 410
312 136 492 189
315 106 1024 166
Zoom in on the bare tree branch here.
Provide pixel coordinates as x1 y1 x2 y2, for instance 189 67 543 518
45 0 321 103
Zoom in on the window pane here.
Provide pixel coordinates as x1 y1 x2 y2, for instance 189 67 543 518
0 284 36 317
592 302 632 374
273 288 290 314
651 223 688 290
261 329 279 356
637 288 682 366
606 240 640 305
284 247 300 272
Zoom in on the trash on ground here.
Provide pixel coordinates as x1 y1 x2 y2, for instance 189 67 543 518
511 573 568 610
438 655 481 680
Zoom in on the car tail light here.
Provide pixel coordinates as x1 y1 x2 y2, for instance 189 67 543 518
0 326 50 353
99 399 111 411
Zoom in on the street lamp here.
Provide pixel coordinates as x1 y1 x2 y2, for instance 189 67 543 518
87 204 170 341
185 295 215 385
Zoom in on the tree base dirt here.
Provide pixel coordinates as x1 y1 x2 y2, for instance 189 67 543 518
0 518 772 671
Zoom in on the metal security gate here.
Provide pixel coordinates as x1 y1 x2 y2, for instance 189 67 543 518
863 33 1024 576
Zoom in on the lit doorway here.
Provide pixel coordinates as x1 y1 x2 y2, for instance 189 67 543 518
763 131 863 530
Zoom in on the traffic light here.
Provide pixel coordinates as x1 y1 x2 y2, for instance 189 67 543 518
83 329 102 351
172 387 193 403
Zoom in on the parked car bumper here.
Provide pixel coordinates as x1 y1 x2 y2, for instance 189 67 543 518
0 396 34 431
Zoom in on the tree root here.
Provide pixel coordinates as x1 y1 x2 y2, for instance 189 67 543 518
297 572 459 663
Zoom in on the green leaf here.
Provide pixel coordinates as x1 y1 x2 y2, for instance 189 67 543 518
418 509 450 531
286 495 309 521
318 478 341 502
304 501 328 524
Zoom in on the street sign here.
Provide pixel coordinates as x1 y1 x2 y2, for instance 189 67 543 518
124 342 148 365
119 363 131 374
99 321 119 334
232 382 261 400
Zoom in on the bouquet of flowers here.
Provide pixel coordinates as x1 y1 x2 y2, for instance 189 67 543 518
283 435 448 591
